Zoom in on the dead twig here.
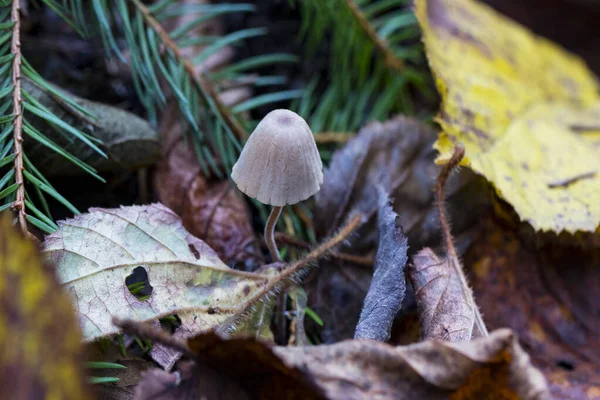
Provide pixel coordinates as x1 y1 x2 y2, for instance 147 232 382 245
275 232 374 266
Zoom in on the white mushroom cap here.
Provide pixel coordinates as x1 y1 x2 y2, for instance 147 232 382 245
231 109 323 206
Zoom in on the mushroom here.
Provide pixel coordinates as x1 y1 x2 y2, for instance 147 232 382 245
232 109 323 261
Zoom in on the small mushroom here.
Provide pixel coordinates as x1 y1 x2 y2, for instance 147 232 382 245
232 109 323 261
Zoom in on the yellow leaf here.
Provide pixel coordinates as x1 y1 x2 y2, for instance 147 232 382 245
0 215 93 399
416 0 600 232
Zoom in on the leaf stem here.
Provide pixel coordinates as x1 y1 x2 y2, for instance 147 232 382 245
436 144 488 337
128 0 248 141
344 0 404 73
11 0 26 234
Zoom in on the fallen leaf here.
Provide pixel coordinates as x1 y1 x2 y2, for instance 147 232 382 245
135 328 549 400
155 98 261 272
308 116 489 342
355 189 408 342
24 78 160 176
134 332 323 400
0 215 93 399
42 204 274 358
465 216 600 398
410 248 485 341
408 145 488 342
416 0 600 232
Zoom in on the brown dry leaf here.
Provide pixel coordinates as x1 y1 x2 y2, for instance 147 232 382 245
0 215 93 399
465 217 600 399
408 145 488 342
154 2 261 270
155 105 261 271
134 332 323 400
410 248 486 341
135 329 549 400
308 116 489 342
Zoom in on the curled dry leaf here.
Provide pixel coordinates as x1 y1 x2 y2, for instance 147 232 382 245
308 116 489 342
182 179 264 270
409 145 487 342
134 328 549 400
0 215 93 400
155 103 262 270
410 248 485 341
42 204 274 366
465 217 600 399
354 189 408 342
416 0 600 232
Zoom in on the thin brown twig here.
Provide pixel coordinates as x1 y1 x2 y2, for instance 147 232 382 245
344 0 404 73
275 232 374 266
10 0 26 234
129 0 248 141
436 145 465 261
217 213 364 335
436 144 488 337
113 317 194 357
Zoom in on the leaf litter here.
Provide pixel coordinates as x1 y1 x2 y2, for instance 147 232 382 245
5 0 600 397
118 321 549 400
307 116 489 342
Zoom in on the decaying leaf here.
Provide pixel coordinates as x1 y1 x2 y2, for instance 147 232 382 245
410 248 486 341
409 145 487 341
308 116 489 342
416 0 600 232
155 142 263 270
133 327 549 400
355 189 408 342
465 216 600 399
42 204 273 344
0 215 93 399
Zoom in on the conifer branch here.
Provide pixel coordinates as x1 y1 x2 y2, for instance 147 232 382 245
344 0 404 73
10 0 25 233
129 0 248 141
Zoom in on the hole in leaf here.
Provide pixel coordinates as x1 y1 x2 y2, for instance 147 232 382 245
159 315 181 333
126 266 153 301
556 360 575 371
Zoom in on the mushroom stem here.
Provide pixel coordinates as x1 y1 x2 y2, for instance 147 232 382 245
265 206 283 262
